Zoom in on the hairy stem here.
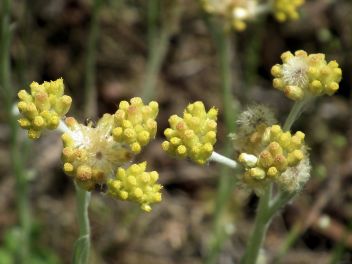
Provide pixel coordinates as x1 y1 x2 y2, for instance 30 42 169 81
74 0 102 262
73 184 92 264
206 25 238 264
84 0 102 118
240 185 272 264
283 97 312 131
267 191 296 219
209 151 237 169
142 0 176 102
219 32 235 132
1 0 31 261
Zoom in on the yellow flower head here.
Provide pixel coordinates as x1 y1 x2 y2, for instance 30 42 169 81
201 0 259 31
162 101 218 165
61 114 132 191
272 0 304 22
112 97 158 154
271 50 342 101
237 124 309 194
61 97 162 211
17 78 72 139
107 162 162 212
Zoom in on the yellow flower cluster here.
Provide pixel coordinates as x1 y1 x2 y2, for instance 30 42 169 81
60 97 162 211
272 0 304 22
162 101 218 165
201 0 258 31
61 114 132 191
238 124 306 192
15 76 162 212
107 162 162 212
271 50 342 101
17 78 72 139
112 97 158 154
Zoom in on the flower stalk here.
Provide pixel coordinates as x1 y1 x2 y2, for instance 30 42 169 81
74 0 102 262
73 184 92 264
142 0 179 102
209 152 237 169
84 0 102 118
204 20 238 263
283 97 312 131
1 0 31 261
240 185 272 264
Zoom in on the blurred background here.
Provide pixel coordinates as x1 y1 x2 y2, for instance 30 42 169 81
0 0 352 263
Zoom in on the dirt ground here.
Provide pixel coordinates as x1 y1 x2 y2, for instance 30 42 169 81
1 0 352 263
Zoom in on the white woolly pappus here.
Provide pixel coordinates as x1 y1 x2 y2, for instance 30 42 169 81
236 105 277 133
276 156 311 193
282 56 309 88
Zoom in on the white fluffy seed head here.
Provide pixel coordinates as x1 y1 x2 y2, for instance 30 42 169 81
236 105 277 133
282 56 309 88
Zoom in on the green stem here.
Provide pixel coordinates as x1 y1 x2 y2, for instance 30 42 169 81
147 0 158 49
1 0 31 261
240 185 272 264
0 0 11 95
84 0 102 118
267 191 295 220
209 151 238 169
206 145 236 264
74 0 102 262
283 97 311 131
206 27 237 264
73 184 92 264
219 31 235 132
142 0 174 102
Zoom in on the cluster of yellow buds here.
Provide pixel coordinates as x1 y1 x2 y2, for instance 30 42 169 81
237 123 308 193
271 50 342 101
17 78 72 139
201 0 259 31
59 97 161 211
162 101 218 165
272 0 305 22
112 97 158 154
107 162 162 212
16 79 162 212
